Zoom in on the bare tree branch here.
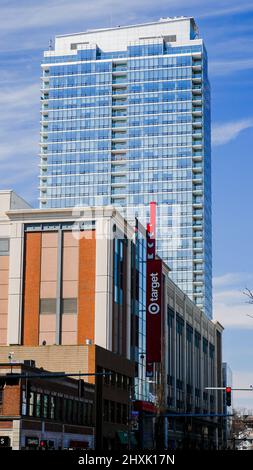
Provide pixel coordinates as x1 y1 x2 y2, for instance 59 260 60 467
243 287 253 304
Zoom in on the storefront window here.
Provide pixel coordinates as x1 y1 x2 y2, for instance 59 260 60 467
43 395 49 418
29 392 35 416
35 393 41 417
22 390 27 416
50 396 55 419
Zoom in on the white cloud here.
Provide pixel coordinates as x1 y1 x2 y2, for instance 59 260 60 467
213 273 253 289
213 272 253 328
198 2 253 18
0 78 39 203
213 297 253 328
0 83 39 109
209 58 253 76
0 0 177 32
0 0 252 35
212 119 253 146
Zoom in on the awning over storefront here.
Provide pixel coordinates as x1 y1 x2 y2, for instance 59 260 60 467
134 400 156 413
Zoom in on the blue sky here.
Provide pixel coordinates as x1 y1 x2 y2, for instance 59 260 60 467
1 0 253 409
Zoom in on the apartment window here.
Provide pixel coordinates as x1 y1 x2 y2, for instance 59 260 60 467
62 298 77 314
164 35 177 42
40 299 57 315
0 238 9 256
70 41 89 50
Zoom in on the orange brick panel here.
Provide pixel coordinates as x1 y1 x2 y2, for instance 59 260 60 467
22 233 42 345
78 232 96 346
2 384 21 416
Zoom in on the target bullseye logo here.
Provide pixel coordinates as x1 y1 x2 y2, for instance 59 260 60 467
148 302 160 315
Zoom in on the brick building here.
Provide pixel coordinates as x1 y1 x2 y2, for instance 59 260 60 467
0 191 224 449
0 361 95 450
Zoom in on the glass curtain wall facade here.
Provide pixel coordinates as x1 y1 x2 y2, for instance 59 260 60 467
40 18 212 318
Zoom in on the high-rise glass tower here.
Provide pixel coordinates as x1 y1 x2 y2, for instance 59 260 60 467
40 17 212 318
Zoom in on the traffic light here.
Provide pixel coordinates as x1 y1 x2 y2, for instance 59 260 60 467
225 386 232 407
40 440 48 449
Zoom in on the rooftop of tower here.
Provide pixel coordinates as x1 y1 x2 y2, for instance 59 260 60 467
46 17 200 55
56 16 197 38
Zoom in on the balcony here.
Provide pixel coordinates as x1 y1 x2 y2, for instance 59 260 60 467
193 221 203 230
112 86 128 96
41 128 48 134
192 140 203 150
192 107 202 116
193 233 203 242
112 65 127 72
192 85 202 95
192 122 202 131
193 130 202 138
112 68 127 75
192 97 202 105
111 153 127 161
112 120 127 129
111 187 127 195
193 200 203 208
111 170 127 178
112 110 127 117
193 253 203 260
112 131 127 140
193 244 203 252
112 99 127 108
112 76 127 84
192 74 202 82
193 266 203 273
41 111 49 119
193 176 203 184
194 276 204 283
193 185 203 195
111 178 127 186
112 143 127 150
111 174 127 182
193 215 203 223
192 164 203 174
192 62 202 72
